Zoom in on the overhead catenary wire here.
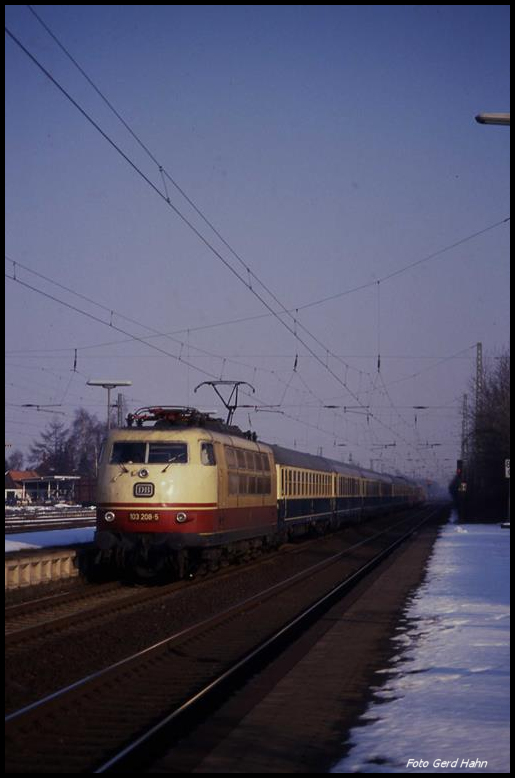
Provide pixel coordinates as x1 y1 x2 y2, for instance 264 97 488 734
5 21 480 470
23 6 365 375
7 264 418 459
21 7 511 374
6 20 376 410
3 255 295 381
385 344 478 387
5 24 365 400
4 256 352 418
4 270 217 381
3 27 387 420
0 22 442 404
4 268 369 452
5 267 417 459
6 12 506 409
293 217 510 314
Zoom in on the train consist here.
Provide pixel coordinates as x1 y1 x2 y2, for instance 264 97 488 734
94 406 425 577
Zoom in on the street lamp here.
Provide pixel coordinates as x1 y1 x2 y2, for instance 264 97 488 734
87 380 132 430
475 113 510 126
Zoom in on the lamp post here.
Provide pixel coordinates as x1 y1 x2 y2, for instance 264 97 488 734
475 113 510 126
86 380 132 430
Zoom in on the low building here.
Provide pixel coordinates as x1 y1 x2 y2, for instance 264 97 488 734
5 471 81 505
5 470 40 504
20 474 82 505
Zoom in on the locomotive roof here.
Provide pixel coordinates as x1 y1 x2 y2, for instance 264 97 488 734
125 406 258 441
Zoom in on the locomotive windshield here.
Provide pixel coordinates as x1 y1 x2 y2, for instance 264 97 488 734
110 441 188 464
110 441 146 464
148 443 187 464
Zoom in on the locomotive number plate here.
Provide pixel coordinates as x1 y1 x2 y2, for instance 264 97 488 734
133 482 155 497
129 512 160 522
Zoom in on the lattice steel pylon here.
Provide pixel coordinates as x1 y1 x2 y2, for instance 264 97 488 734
475 342 483 421
461 393 469 460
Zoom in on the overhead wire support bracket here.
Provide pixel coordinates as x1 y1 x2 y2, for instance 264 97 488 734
159 165 171 203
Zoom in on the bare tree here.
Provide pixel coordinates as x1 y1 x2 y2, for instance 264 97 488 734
29 418 73 474
5 449 24 471
465 350 510 515
67 408 105 477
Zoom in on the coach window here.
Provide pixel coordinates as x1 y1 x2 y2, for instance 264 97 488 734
201 442 216 466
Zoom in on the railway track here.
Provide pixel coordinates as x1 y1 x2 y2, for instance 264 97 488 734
4 507 418 645
4 530 342 644
5 507 96 533
5 504 447 773
5 581 132 644
4 506 430 647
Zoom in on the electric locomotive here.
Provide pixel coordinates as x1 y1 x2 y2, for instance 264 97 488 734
94 406 424 577
95 407 278 577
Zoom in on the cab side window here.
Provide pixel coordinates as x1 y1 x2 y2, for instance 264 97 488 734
201 442 216 465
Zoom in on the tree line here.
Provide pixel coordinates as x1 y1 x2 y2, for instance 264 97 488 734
5 408 106 478
450 349 510 518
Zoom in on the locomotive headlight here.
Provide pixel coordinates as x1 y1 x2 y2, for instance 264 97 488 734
176 512 188 523
138 468 149 478
104 511 116 522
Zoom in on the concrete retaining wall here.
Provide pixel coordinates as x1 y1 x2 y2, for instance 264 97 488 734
5 549 80 590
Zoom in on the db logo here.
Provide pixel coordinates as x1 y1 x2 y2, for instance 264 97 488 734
133 482 155 497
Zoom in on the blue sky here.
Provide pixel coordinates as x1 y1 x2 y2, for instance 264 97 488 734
5 5 510 486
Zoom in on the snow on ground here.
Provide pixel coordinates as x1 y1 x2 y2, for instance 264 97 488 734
5 527 95 553
331 520 510 773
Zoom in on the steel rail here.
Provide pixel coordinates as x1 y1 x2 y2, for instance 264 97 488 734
5 505 443 774
93 505 440 772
